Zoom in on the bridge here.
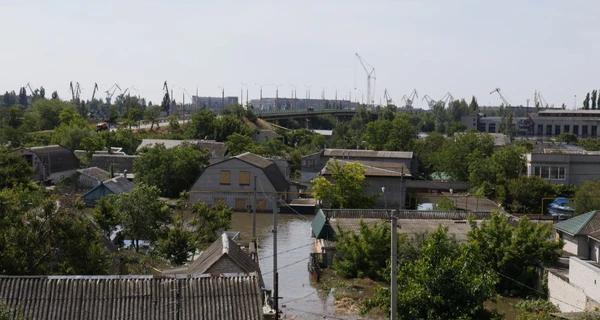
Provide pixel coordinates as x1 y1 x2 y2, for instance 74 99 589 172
253 107 359 120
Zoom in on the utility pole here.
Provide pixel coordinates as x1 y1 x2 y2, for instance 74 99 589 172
253 175 257 238
390 209 398 320
272 197 279 316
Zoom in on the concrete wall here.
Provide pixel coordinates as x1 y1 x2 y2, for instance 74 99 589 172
560 233 589 258
526 153 600 186
206 256 246 274
591 239 600 264
364 177 405 209
548 271 586 312
570 257 600 305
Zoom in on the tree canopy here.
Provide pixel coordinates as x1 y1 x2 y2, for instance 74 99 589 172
311 160 377 209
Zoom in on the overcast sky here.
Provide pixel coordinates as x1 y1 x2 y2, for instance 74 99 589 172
1 0 597 109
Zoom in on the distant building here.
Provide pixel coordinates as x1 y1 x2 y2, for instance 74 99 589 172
460 113 531 135
529 109 600 137
249 97 359 111
89 154 137 178
76 167 110 189
192 96 239 112
525 150 600 186
10 145 80 183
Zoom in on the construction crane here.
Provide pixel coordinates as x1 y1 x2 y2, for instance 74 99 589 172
105 84 121 104
355 53 376 107
91 83 99 100
490 88 511 107
69 82 81 100
439 92 454 107
404 89 418 108
384 89 393 106
421 94 436 108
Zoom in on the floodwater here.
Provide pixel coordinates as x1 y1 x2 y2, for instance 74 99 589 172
229 211 362 319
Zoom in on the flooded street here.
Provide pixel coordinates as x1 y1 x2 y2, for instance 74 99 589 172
229 211 361 319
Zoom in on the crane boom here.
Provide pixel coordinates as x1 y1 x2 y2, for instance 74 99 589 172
384 89 393 105
490 88 511 107
91 83 99 100
105 83 121 104
422 94 436 108
403 89 418 108
355 53 376 107
25 83 35 96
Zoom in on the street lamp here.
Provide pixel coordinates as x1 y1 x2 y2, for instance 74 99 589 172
382 187 387 211
305 85 312 100
289 85 298 110
217 84 226 110
270 84 282 111
255 83 265 110
241 83 249 108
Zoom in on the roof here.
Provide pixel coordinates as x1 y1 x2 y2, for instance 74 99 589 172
312 129 333 136
186 234 263 285
311 210 335 240
320 159 412 178
0 273 264 320
11 145 79 174
136 139 227 157
554 210 600 236
89 154 137 173
231 153 289 192
77 167 110 182
550 311 600 319
324 148 413 159
255 129 282 139
103 176 136 194
236 152 273 168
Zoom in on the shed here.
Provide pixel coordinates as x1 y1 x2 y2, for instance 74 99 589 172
10 145 80 183
81 176 136 206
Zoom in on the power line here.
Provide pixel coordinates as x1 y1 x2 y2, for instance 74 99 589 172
259 242 313 260
263 256 307 275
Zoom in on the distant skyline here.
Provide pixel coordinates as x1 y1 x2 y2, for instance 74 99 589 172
1 0 598 109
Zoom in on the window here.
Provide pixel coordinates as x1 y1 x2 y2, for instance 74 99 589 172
546 125 552 136
239 171 251 185
583 125 589 137
573 125 579 136
564 125 570 133
220 170 231 185
593 126 598 137
555 125 560 136
537 125 543 135
534 166 565 180
235 198 246 210
488 123 496 133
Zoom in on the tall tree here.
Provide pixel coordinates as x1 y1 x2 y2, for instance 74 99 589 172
18 88 27 107
433 132 495 181
0 153 34 189
469 96 479 114
189 200 233 245
51 91 59 100
573 180 600 215
39 86 45 99
583 92 590 110
592 90 598 110
161 92 171 113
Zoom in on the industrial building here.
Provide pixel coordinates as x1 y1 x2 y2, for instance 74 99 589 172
528 109 600 137
249 97 359 111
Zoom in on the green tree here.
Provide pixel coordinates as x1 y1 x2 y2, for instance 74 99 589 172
467 212 564 295
577 138 600 151
503 176 554 214
556 132 578 144
51 118 96 150
112 184 171 252
436 196 456 210
311 160 377 209
515 299 560 320
333 220 392 281
469 145 525 198
469 96 479 113
0 299 27 320
185 109 216 139
573 180 600 215
413 131 446 177
593 90 598 110
0 153 34 189
499 111 517 139
143 105 162 130
213 115 253 142
225 132 258 155
433 132 495 181
157 216 195 266
161 92 171 112
363 116 417 151
363 227 498 319
189 201 233 245
134 144 210 198
584 92 590 110
92 196 119 237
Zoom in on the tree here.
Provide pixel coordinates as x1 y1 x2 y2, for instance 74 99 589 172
469 145 525 198
363 116 417 151
515 299 560 320
503 176 554 214
157 216 195 266
18 88 27 107
467 212 564 295
592 90 598 110
213 115 253 142
92 196 119 237
185 109 216 139
134 144 210 198
161 91 171 113
436 196 456 210
556 132 578 144
433 132 495 181
573 180 600 215
469 96 479 114
189 201 233 245
225 133 258 155
0 299 27 320
143 105 162 130
0 153 34 189
362 227 498 319
584 92 590 110
112 184 171 252
499 110 517 139
0 186 111 275
312 159 377 209
333 220 392 281
51 91 59 100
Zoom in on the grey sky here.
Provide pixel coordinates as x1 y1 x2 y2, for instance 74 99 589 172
1 0 597 109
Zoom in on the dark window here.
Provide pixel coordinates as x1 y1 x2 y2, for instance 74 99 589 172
537 124 543 135
573 125 579 135
546 125 552 135
593 126 598 137
583 126 589 137
488 124 496 133
555 125 561 135
564 125 570 133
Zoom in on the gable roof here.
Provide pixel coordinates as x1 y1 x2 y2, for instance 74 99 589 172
187 234 262 282
136 139 227 157
324 148 413 159
77 167 110 182
11 145 80 173
103 176 136 194
0 273 264 320
311 209 335 240
210 153 289 192
554 210 600 236
89 154 137 173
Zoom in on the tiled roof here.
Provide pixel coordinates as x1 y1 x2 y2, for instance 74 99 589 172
554 210 600 236
0 274 264 320
136 139 227 157
11 145 80 173
77 167 110 182
186 234 263 285
89 154 137 174
103 176 136 194
324 148 413 159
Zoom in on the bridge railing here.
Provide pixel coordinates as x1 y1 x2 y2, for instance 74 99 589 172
254 107 356 116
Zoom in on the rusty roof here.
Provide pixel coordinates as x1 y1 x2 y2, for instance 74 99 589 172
0 273 264 320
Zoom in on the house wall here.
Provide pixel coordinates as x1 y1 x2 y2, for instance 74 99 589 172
189 158 280 211
560 232 585 257
591 239 600 264
570 257 600 305
206 256 246 274
364 177 405 209
548 271 586 312
12 149 44 181
82 186 115 206
526 153 600 186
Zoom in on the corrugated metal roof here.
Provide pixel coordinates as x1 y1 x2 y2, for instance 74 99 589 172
11 145 80 174
235 152 273 168
77 167 110 182
90 154 137 174
185 234 263 285
554 210 600 236
0 274 264 320
321 159 412 177
324 148 413 159
311 210 335 240
103 176 136 194
136 139 227 157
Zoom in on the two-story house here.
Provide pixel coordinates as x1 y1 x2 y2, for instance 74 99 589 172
188 152 291 211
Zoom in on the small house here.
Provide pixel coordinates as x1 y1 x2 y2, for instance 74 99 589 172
554 210 600 261
81 176 136 206
10 145 79 183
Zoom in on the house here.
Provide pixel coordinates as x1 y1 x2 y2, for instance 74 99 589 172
189 152 291 211
319 158 412 209
164 233 263 285
0 273 268 320
76 167 110 189
301 148 416 185
10 145 80 183
554 211 600 261
525 151 600 186
310 209 492 268
89 154 137 177
81 176 136 206
136 139 228 157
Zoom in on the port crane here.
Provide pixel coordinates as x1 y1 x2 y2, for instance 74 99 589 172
355 53 376 107
91 83 99 100
25 83 36 96
69 81 81 101
384 89 393 106
490 88 511 107
421 94 436 108
439 92 454 107
536 90 549 108
105 84 121 104
403 89 418 108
